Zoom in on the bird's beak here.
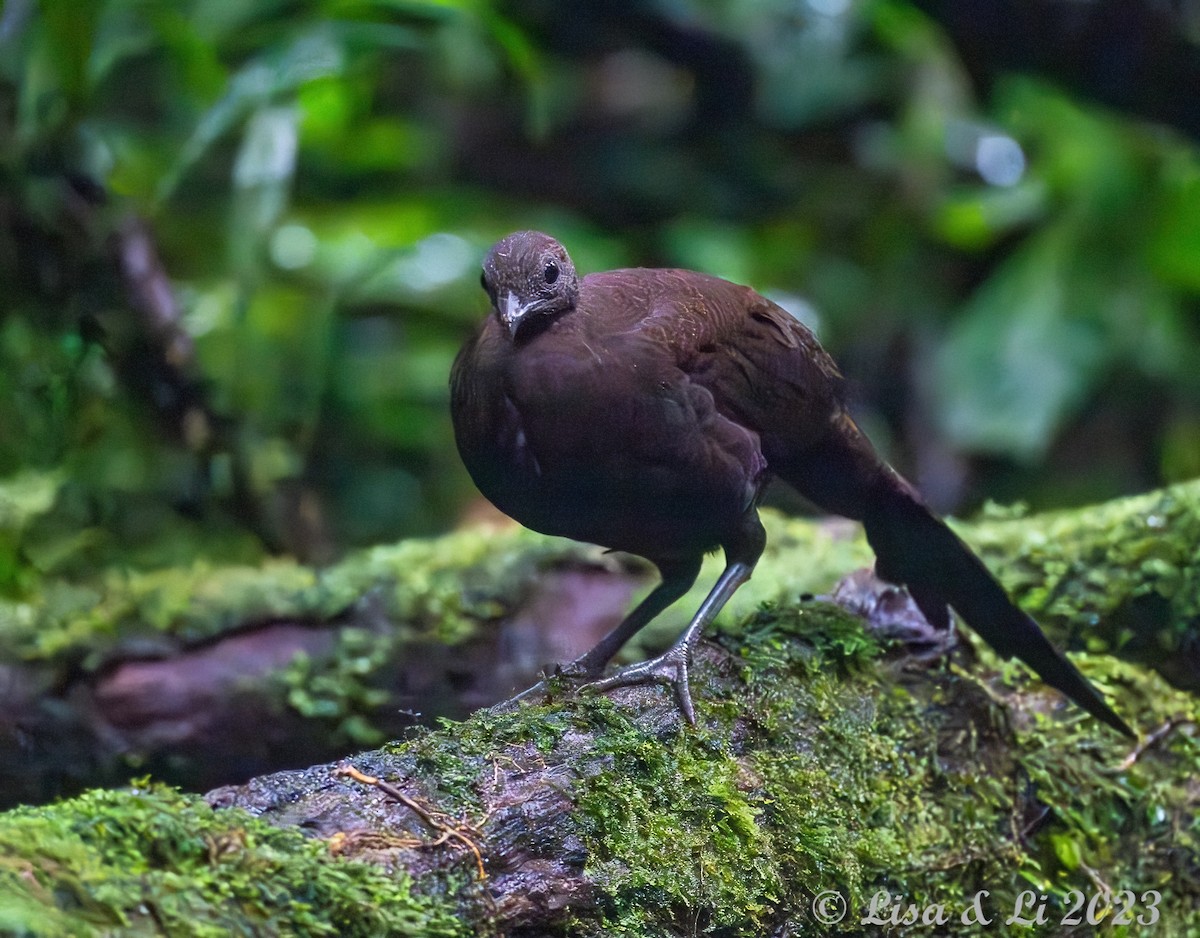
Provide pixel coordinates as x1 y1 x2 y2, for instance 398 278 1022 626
500 292 529 338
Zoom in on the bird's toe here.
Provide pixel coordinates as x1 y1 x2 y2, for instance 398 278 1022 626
584 647 696 724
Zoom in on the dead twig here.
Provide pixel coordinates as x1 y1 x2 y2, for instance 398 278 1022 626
332 763 487 879
1112 718 1195 772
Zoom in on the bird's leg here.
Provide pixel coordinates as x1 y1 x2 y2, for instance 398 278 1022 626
493 556 702 711
588 513 766 724
565 555 704 678
586 561 752 723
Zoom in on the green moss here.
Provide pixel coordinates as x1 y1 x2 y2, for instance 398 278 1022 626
0 783 465 937
728 600 882 677
558 598 1200 936
559 605 889 935
0 524 598 666
1 594 1197 935
6 480 1194 693
1012 654 1200 891
376 701 578 817
572 703 782 934
967 480 1200 666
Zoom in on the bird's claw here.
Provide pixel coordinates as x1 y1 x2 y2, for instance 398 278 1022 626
585 646 697 725
492 648 699 725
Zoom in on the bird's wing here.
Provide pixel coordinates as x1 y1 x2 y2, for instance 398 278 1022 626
597 269 847 452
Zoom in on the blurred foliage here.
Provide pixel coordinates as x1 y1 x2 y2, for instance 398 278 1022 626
1 0 1199 597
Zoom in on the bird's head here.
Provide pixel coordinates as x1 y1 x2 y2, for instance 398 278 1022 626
480 231 579 339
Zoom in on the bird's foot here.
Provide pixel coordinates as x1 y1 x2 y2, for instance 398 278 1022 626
491 648 698 725
585 645 696 725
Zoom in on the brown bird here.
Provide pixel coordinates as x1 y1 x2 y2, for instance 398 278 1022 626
451 230 1133 736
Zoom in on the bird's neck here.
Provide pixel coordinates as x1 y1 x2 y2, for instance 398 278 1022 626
510 306 576 344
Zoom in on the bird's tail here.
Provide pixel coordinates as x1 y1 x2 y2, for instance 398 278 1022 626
862 477 1133 736
775 417 1134 737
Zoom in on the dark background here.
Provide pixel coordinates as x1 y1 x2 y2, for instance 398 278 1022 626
2 0 1199 589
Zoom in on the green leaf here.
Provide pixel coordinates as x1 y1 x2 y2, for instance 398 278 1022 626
0 470 62 535
156 24 349 202
934 228 1107 460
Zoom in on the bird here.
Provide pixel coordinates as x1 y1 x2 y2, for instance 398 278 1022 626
450 230 1133 737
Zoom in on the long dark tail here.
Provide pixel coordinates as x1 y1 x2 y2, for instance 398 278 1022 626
776 418 1134 738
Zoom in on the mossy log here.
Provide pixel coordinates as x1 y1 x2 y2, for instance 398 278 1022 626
0 594 1197 936
1 481 1198 810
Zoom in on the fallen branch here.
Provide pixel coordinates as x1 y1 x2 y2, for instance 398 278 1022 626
1 595 1196 935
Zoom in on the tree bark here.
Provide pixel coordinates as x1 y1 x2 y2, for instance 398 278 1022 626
1 480 1197 816
0 591 1196 935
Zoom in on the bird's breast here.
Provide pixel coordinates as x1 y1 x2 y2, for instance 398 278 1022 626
451 325 765 559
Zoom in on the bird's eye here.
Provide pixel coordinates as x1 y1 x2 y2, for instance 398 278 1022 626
543 261 559 284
